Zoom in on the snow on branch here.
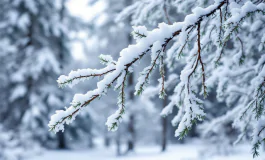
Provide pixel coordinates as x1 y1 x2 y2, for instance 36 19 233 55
49 1 265 156
105 70 128 131
49 0 228 133
57 64 116 88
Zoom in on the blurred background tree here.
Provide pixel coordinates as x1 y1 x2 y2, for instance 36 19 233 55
0 0 265 160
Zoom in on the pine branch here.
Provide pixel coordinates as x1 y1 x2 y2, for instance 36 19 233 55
177 26 195 59
135 49 162 96
197 22 208 98
159 54 166 99
49 0 228 132
107 71 128 131
58 68 116 88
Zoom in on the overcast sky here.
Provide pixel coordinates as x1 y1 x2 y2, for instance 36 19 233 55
66 0 106 22
65 0 102 61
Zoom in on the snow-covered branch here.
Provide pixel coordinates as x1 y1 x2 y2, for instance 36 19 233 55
49 0 265 157
49 0 227 132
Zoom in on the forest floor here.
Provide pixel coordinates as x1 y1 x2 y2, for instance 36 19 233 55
28 142 265 160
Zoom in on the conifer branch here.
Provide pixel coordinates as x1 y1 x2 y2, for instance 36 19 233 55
197 22 207 98
50 0 229 133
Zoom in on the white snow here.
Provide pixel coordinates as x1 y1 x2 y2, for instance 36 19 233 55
9 85 27 102
28 143 264 160
49 0 231 133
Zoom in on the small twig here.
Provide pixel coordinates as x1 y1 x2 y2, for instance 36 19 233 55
197 22 207 97
258 125 265 136
163 0 172 25
224 0 229 21
218 8 223 45
59 69 116 86
178 27 195 58
237 36 244 54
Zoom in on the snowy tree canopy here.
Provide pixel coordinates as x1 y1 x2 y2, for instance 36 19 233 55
0 0 89 156
49 0 265 157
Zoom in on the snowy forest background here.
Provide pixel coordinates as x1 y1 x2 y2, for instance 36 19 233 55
0 0 265 160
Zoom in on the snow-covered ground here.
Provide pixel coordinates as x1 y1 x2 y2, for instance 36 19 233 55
28 143 265 160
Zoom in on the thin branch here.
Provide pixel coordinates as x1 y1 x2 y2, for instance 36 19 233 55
258 125 265 136
137 50 162 93
197 22 207 97
224 0 229 20
218 8 223 46
59 69 116 86
163 0 172 24
237 36 244 55
178 26 195 58
50 0 228 131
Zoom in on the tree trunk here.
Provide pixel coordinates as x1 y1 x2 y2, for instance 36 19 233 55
161 108 167 152
127 114 135 152
104 129 111 148
57 132 67 149
161 68 168 152
127 72 135 153
88 134 94 148
126 0 135 152
116 128 121 156
57 0 67 150
104 136 110 148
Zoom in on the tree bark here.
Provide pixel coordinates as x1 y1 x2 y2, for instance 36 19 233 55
57 132 67 149
127 72 135 153
161 106 167 152
126 0 135 152
127 114 135 152
104 128 110 148
57 0 67 150
161 68 168 152
88 133 94 148
116 128 121 156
